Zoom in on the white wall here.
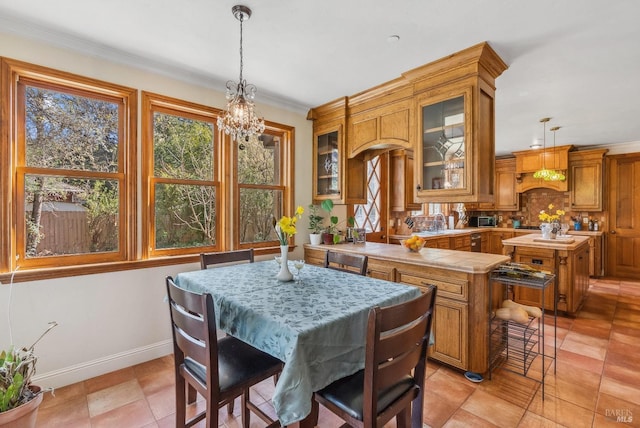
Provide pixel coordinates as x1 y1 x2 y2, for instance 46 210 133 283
0 31 313 388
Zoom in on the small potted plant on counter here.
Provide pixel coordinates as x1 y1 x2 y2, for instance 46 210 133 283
307 204 324 245
320 200 339 244
0 322 57 428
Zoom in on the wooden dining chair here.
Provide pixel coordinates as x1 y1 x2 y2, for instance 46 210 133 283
314 285 437 428
324 250 368 276
166 276 282 428
200 249 254 269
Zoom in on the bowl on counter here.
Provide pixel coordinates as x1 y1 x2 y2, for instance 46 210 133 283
400 236 426 252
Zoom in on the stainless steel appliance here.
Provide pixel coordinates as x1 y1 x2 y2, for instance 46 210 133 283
469 216 495 227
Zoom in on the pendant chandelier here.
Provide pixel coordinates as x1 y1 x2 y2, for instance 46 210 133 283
217 5 265 142
533 117 566 181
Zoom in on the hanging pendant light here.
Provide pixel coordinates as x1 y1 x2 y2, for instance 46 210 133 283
533 117 565 181
217 5 265 142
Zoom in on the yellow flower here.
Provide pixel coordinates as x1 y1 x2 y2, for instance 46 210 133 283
275 205 304 245
538 203 564 222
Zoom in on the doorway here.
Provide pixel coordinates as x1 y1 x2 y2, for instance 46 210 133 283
607 153 640 278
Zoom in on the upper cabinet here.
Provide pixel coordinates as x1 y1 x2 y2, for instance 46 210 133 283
348 83 414 157
569 148 608 211
308 97 366 204
495 157 519 210
389 149 422 212
411 44 508 202
308 42 508 204
513 145 572 192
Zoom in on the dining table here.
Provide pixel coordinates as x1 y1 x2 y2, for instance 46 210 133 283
174 259 422 427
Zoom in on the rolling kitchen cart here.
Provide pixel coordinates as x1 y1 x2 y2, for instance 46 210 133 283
488 265 556 398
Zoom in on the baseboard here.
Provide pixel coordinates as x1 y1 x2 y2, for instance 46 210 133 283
33 340 173 389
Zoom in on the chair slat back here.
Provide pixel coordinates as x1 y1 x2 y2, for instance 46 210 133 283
324 251 368 276
363 285 436 426
166 276 218 385
200 249 254 269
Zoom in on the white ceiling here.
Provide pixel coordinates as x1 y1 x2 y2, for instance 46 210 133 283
1 0 639 156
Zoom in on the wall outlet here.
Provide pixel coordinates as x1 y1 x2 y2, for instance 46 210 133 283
498 215 503 222
583 217 589 224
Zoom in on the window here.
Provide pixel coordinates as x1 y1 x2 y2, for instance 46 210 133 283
354 155 383 233
142 92 221 257
1 58 136 271
0 58 296 277
236 123 294 249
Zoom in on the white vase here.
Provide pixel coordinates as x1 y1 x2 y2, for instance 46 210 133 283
540 223 554 240
276 245 294 281
309 233 322 245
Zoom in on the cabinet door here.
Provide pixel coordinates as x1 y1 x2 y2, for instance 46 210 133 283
489 231 514 254
569 150 606 211
429 298 468 369
512 248 556 310
348 99 413 157
417 93 467 195
366 259 395 281
389 150 421 212
313 121 366 204
495 158 519 210
313 123 342 201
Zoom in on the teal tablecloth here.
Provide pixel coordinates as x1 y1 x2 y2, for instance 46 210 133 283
174 260 421 426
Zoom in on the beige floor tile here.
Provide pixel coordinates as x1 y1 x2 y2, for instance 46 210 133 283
461 389 526 427
87 378 145 417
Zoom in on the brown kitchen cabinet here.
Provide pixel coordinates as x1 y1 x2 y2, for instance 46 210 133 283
412 43 507 203
348 97 414 157
308 97 366 204
495 157 519 210
513 145 572 192
489 230 514 254
569 149 608 211
389 149 422 212
502 235 591 316
394 266 469 370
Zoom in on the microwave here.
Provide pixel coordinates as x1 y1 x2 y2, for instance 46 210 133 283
469 216 495 227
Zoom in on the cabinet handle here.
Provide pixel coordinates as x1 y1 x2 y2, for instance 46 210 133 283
610 230 616 234
416 184 422 191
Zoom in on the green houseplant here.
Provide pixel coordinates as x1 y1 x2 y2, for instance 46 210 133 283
320 200 356 244
307 204 324 245
320 200 339 244
0 322 57 428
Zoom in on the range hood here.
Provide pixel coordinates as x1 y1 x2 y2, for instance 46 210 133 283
512 145 572 192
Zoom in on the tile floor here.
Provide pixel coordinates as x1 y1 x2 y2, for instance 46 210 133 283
36 277 640 427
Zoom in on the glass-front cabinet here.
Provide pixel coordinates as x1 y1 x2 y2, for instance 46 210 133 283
314 124 341 199
420 95 466 192
309 97 366 204
414 80 497 203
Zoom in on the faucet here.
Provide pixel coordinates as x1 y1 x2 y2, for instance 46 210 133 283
432 213 446 233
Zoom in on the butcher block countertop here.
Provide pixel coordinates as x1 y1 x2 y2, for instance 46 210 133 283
502 233 590 250
305 241 509 274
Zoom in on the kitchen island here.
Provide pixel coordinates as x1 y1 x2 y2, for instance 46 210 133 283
304 242 510 373
501 233 590 316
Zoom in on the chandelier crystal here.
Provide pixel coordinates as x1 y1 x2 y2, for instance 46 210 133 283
217 5 265 142
533 118 565 181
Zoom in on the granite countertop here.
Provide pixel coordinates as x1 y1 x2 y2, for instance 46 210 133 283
501 233 590 250
306 242 510 274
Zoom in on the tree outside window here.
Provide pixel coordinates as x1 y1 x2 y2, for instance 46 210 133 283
5 60 137 270
143 93 220 256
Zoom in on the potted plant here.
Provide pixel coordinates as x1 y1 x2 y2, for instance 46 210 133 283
320 200 339 244
307 204 324 245
320 200 357 244
0 322 57 428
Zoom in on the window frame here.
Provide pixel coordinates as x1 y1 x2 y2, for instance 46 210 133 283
0 58 137 271
234 122 295 252
0 57 296 282
141 91 224 258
